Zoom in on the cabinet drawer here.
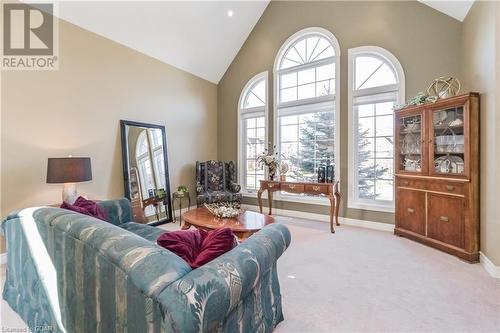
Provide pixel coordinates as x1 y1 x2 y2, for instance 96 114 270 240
396 189 426 236
426 181 465 195
281 182 305 193
397 177 465 196
427 194 465 248
396 178 422 189
305 184 330 195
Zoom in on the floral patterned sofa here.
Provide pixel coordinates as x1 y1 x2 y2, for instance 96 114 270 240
196 160 242 206
1 198 291 333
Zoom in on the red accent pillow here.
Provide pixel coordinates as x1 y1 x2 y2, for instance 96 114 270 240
157 228 237 268
60 196 107 221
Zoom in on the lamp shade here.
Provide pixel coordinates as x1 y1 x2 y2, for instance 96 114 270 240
46 157 92 184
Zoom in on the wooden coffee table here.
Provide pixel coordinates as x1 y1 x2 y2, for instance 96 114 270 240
181 207 274 240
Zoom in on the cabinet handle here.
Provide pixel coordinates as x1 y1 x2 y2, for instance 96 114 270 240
289 184 295 189
446 185 455 191
313 186 320 191
268 184 274 188
407 208 415 213
439 216 449 222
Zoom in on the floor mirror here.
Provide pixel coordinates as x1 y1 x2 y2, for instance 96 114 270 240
120 120 173 225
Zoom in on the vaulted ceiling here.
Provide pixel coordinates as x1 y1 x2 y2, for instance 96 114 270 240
51 1 473 84
419 0 475 21
55 1 269 84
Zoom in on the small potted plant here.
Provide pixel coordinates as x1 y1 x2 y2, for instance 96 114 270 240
176 185 188 197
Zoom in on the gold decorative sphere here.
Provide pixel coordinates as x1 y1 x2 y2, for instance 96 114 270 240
427 77 461 99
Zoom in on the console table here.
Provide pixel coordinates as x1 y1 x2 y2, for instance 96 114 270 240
257 180 342 233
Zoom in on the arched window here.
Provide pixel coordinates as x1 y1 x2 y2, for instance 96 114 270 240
274 27 340 201
238 72 268 192
347 46 405 212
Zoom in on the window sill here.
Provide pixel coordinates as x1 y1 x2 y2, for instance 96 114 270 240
348 201 395 213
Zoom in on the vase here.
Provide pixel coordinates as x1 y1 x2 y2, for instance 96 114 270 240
268 166 276 181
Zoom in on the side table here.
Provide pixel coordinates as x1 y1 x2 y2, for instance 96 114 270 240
172 191 191 225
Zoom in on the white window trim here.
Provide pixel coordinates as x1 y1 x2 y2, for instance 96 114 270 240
237 71 269 196
273 27 341 204
347 46 406 213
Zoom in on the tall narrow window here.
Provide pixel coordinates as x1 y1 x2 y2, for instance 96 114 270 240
274 27 340 200
238 72 268 193
348 46 405 212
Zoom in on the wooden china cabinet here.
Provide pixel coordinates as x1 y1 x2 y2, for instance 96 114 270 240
394 93 479 262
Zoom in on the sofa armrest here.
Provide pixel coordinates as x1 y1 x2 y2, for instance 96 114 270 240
156 223 291 332
228 182 241 193
97 198 133 225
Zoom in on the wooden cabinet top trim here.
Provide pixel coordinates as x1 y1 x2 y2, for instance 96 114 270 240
394 92 479 114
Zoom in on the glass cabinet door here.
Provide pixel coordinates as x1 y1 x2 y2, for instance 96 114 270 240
431 105 466 176
397 113 424 174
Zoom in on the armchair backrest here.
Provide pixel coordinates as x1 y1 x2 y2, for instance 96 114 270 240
196 160 237 192
225 161 237 188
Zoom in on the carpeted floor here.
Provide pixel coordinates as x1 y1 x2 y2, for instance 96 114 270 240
272 216 500 333
1 216 499 332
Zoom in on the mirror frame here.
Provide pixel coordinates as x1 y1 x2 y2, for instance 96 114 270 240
120 120 173 225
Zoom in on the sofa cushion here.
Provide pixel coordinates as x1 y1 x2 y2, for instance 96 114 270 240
97 198 133 225
120 221 166 242
157 228 237 268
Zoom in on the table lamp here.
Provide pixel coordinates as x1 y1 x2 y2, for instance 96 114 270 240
46 157 92 204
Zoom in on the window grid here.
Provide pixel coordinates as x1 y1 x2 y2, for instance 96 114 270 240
279 64 335 104
357 102 395 201
244 116 265 190
279 112 335 183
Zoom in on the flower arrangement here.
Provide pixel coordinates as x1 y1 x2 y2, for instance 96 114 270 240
257 144 281 181
204 202 242 218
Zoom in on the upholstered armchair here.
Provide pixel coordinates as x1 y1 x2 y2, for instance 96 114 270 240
196 160 242 206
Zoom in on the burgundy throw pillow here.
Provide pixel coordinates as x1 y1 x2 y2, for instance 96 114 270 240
157 229 207 265
192 228 237 268
157 228 237 268
60 196 107 221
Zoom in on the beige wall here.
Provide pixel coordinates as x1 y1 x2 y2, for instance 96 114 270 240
462 1 500 265
0 17 218 252
217 1 463 223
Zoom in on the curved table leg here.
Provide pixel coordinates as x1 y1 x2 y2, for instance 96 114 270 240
268 190 273 215
328 195 335 233
181 221 191 230
257 189 264 213
334 191 342 226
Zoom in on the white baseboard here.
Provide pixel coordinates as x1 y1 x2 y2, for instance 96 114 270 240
242 204 394 232
480 252 500 279
0 253 6 265
341 217 395 232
